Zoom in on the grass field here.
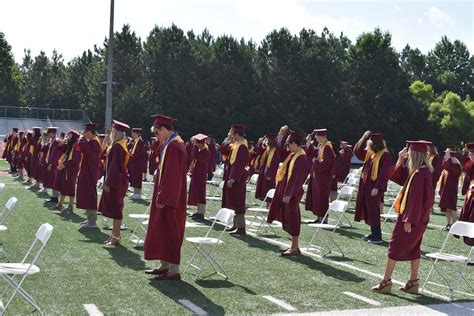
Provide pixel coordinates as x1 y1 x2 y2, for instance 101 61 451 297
0 159 472 315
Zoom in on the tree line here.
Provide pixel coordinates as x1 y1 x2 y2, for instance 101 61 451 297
0 24 473 151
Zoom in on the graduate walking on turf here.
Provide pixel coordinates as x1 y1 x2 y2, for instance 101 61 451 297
144 115 187 281
267 131 308 256
223 124 249 236
354 131 392 244
372 141 434 294
128 128 148 200
188 134 211 220
98 120 130 245
438 146 462 231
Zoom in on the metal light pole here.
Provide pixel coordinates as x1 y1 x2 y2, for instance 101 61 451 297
104 0 115 131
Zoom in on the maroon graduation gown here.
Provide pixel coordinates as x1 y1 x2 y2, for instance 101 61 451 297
331 154 342 191
461 160 473 196
98 143 130 220
267 153 307 237
148 140 160 176
388 165 434 261
52 144 67 192
57 144 81 197
438 159 462 211
255 147 279 201
128 138 148 189
144 140 187 264
353 142 392 226
188 145 211 205
338 147 353 182
207 142 217 174
37 144 49 183
76 137 102 210
44 139 62 189
304 145 317 211
430 154 443 189
223 143 249 215
459 185 474 246
307 145 335 217
29 138 40 180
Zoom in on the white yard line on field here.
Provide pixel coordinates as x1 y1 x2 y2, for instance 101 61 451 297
342 291 381 306
83 304 103 316
178 299 208 315
263 295 297 311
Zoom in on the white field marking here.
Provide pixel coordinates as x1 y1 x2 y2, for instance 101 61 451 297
83 304 103 316
342 291 381 306
262 295 297 311
178 299 207 315
428 223 445 229
427 281 474 297
246 231 452 301
281 301 474 316
186 221 206 228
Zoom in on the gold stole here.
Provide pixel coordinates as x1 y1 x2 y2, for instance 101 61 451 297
159 135 184 184
116 139 131 169
276 149 306 183
131 138 141 155
45 140 55 162
229 139 248 165
260 147 276 170
364 150 385 181
394 168 422 215
318 141 335 161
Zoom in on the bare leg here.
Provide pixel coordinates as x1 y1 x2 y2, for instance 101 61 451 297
112 219 122 239
410 259 420 280
450 210 457 225
383 258 397 280
69 196 75 208
291 236 299 251
59 195 66 205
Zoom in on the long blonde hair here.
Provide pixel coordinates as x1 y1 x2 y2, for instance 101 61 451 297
107 128 126 155
409 150 434 174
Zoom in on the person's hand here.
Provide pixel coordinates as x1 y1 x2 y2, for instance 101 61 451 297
282 196 290 204
103 185 110 193
57 164 64 170
371 188 379 196
404 222 412 233
227 179 234 188
266 177 271 181
363 131 371 138
398 148 407 158
47 165 52 171
157 203 165 209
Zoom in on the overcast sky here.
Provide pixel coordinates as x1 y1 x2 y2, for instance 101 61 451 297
1 0 472 63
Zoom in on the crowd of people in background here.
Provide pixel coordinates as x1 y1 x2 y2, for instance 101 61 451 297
2 118 473 289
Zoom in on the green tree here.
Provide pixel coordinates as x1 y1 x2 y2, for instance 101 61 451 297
0 32 21 107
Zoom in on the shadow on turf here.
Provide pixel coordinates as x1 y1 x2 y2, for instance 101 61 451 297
149 279 225 315
103 245 146 271
195 279 257 295
285 255 366 283
54 210 85 223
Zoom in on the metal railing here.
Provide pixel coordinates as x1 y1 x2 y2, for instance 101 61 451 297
0 106 90 122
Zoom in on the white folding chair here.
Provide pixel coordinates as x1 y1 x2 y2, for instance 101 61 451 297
206 181 225 203
380 187 402 230
247 189 276 235
306 200 349 257
128 204 151 247
0 223 53 316
246 174 259 192
184 208 235 280
0 184 6 196
0 197 18 262
422 221 474 301
346 176 359 187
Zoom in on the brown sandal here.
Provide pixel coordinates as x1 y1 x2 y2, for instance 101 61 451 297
400 279 419 293
371 279 392 293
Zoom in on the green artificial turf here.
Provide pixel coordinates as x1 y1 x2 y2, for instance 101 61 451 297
0 159 472 315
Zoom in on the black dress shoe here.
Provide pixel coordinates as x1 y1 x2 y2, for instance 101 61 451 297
229 228 246 236
279 248 289 253
225 226 237 232
45 197 59 203
191 213 205 220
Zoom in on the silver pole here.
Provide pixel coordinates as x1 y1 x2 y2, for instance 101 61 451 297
104 0 115 131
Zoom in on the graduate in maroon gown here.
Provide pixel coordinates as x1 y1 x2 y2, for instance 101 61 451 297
77 123 102 229
98 120 130 245
22 131 34 182
267 131 308 256
438 146 462 231
128 128 148 200
306 129 336 223
461 143 474 197
459 144 474 246
37 132 50 191
207 136 217 180
188 134 211 220
354 131 393 243
6 128 19 173
27 128 42 187
148 137 159 177
255 133 279 202
44 127 63 203
330 142 342 202
372 141 434 294
339 141 353 182
223 124 250 235
144 115 187 281
14 131 27 179
54 130 80 212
